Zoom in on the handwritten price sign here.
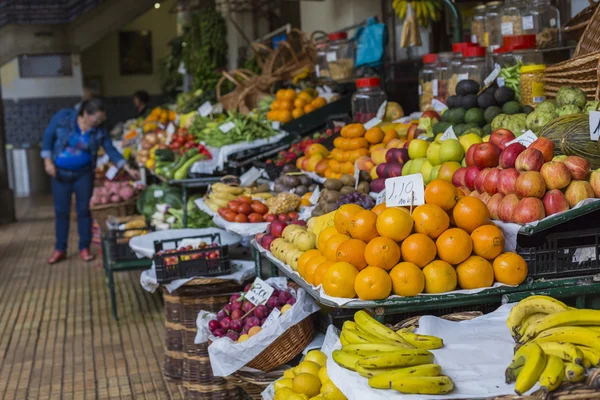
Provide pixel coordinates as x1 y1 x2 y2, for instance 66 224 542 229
505 130 538 148
245 278 275 306
385 174 425 208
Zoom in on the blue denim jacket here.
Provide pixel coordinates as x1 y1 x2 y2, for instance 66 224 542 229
40 108 125 169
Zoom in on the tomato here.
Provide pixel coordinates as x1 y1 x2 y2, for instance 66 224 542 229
234 214 248 223
228 200 240 212
264 214 276 222
237 203 252 215
184 141 196 149
278 214 290 222
185 134 195 142
222 210 236 222
248 213 264 223
170 141 181 150
288 211 299 221
251 202 268 215
237 196 252 204
217 208 227 217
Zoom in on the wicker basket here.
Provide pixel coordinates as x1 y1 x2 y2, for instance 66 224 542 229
223 370 284 400
575 0 600 57
544 49 600 101
90 196 138 233
563 0 599 42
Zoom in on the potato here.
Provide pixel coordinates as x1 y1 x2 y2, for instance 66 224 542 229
324 179 343 191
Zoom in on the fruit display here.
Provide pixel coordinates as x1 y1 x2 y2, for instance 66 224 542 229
504 295 600 395
90 180 140 207
157 241 222 265
393 0 442 27
273 350 346 400
296 142 331 177
217 195 271 223
204 182 273 213
273 168 319 195
267 128 337 168
259 223 316 270
332 310 454 395
312 173 373 216
265 192 302 215
188 111 279 147
266 88 328 124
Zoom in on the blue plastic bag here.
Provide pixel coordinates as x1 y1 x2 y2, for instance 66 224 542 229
355 17 386 68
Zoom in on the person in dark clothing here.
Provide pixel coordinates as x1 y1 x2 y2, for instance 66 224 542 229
133 90 151 118
41 98 140 264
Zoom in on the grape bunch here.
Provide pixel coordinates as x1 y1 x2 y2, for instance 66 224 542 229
336 192 375 210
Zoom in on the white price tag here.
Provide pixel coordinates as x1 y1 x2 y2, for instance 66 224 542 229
484 63 502 87
354 162 360 190
550 18 557 27
590 111 600 141
431 99 448 114
198 101 213 117
501 22 514 35
158 123 166 130
471 34 477 44
105 165 119 180
326 52 337 62
522 16 534 30
97 154 109 166
212 103 224 114
385 174 425 208
363 118 382 130
376 189 386 205
432 79 439 97
418 85 422 95
174 114 180 126
154 190 164 198
245 278 275 306
497 77 505 87
219 121 235 133
457 73 469 82
376 101 388 120
239 167 263 187
308 186 320 205
271 121 281 130
261 308 281 329
505 130 538 148
177 61 187 74
166 123 176 144
439 125 458 141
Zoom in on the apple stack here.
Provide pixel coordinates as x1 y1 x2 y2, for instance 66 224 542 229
452 130 598 225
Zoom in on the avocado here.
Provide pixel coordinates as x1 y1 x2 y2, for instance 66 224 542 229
446 95 460 109
454 124 468 136
450 107 466 124
483 123 492 135
477 93 497 109
484 106 503 123
502 100 522 115
494 87 516 105
441 109 452 122
521 105 535 115
456 79 480 96
465 108 486 127
463 127 484 137
460 94 479 110
433 122 451 134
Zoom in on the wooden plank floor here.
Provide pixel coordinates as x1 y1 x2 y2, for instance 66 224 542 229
0 197 184 400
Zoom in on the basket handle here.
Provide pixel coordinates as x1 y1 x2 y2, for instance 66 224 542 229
217 71 241 100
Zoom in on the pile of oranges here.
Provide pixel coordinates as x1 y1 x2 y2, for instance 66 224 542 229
296 179 529 300
267 88 328 124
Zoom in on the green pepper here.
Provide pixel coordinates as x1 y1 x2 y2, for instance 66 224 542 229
173 153 205 180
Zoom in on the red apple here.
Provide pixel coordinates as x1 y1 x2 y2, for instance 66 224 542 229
474 168 491 193
564 180 595 208
515 148 544 172
478 192 492 205
384 163 403 178
465 166 480 190
498 137 515 149
498 194 520 223
499 143 526 169
487 193 505 220
421 110 441 121
473 143 501 168
529 137 555 163
563 156 590 180
376 163 388 178
590 168 600 197
540 161 572 190
490 129 516 150
483 168 501 195
452 167 467 187
406 124 419 142
270 220 287 238
542 189 570 216
497 168 520 196
513 197 546 225
465 145 477 167
386 148 408 164
516 171 546 199
469 190 481 198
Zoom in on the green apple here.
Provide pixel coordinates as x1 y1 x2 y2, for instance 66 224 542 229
482 135 491 143
408 139 430 160
439 139 465 163
408 158 426 175
435 133 444 143
553 155 567 162
421 160 434 184
426 142 442 166
430 164 442 181
402 160 413 176
458 133 483 153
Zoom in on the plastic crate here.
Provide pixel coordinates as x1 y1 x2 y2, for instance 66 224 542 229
107 227 153 262
153 233 231 283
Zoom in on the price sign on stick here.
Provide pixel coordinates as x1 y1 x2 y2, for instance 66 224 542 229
261 308 281 328
385 174 425 208
375 190 386 205
439 125 458 141
590 111 600 141
219 121 235 133
105 165 119 180
245 278 275 306
505 130 538 148
198 101 213 117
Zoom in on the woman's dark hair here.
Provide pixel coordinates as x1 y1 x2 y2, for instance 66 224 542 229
133 90 150 104
78 98 106 117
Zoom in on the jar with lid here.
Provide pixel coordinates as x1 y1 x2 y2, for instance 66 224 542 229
520 64 546 106
448 43 471 96
325 32 354 81
458 46 488 86
494 34 539 66
472 5 487 45
528 0 561 48
419 54 437 111
484 1 504 50
315 41 330 78
500 0 528 39
352 77 387 123
435 52 453 104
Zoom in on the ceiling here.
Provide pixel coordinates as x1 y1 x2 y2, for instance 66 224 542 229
0 0 108 28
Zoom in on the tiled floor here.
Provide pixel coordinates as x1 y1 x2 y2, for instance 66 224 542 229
0 197 183 400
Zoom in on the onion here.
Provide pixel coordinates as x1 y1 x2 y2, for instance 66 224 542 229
145 133 158 146
118 186 134 200
110 194 121 203
99 196 109 205
104 180 112 189
90 197 99 207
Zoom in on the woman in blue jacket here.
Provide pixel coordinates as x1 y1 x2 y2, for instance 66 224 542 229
41 98 139 264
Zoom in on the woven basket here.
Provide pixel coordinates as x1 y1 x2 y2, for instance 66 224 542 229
544 49 600 101
563 0 600 42
223 369 284 400
90 196 138 233
575 0 600 57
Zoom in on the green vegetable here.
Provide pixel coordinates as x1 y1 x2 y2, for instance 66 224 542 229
556 105 581 117
538 100 557 113
164 148 199 180
174 153 206 180
491 113 527 135
498 61 523 102
155 149 175 162
526 110 556 133
137 184 183 220
189 111 279 147
586 100 600 114
556 86 587 108
168 207 215 229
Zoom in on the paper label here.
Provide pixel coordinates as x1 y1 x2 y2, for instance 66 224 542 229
154 189 164 198
326 52 337 62
177 61 187 74
166 123 175 144
308 186 320 205
271 121 281 130
385 174 425 207
376 101 388 120
589 111 600 141
497 77 505 87
550 18 557 27
219 121 235 133
315 64 320 77
501 22 514 35
105 165 119 180
471 34 477 44
431 99 448 113
261 308 281 329
239 167 263 187
212 103 224 114
457 73 468 82
432 79 439 97
363 118 382 130
375 190 386 205
198 101 213 117
354 162 360 190
484 64 501 87
158 123 166 130
506 130 538 148
418 85 422 95
439 125 458 141
522 16 534 30
245 278 275 306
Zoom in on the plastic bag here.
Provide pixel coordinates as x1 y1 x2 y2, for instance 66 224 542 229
355 17 387 68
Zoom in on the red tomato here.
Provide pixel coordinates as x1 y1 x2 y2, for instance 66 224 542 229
264 214 276 222
170 142 181 150
248 213 264 223
217 207 227 217
237 196 252 204
223 210 236 222
234 214 248 223
288 211 299 221
228 200 240 212
278 214 290 222
185 134 195 142
251 202 268 215
237 203 252 215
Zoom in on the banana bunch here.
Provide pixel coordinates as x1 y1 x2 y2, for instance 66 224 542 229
393 0 442 27
204 183 273 211
504 295 600 395
332 310 454 395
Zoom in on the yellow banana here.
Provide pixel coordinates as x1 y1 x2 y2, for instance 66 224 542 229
396 328 443 350
339 332 349 346
514 342 547 395
342 343 407 357
538 342 584 365
506 296 569 337
523 309 600 342
332 350 361 372
343 327 399 345
206 195 229 208
391 375 454 395
357 349 434 369
517 313 547 339
342 321 358 331
354 310 413 348
538 355 564 393
250 192 273 199
203 199 220 212
564 362 585 383
211 183 244 194
368 364 442 389
355 363 400 378
533 326 600 352
577 346 600 367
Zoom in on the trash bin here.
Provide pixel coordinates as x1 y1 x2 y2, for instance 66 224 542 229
6 144 51 197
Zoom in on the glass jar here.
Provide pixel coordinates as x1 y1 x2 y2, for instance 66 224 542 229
520 64 546 106
352 77 387 123
419 54 437 111
529 0 561 48
325 32 354 81
472 5 487 45
448 43 471 96
435 52 453 104
484 1 504 50
315 41 329 78
458 46 488 86
501 0 528 39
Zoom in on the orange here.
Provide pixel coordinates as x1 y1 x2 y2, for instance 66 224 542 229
271 100 282 110
331 148 344 162
354 267 392 300
298 92 313 103
340 124 366 138
349 210 379 242
283 88 296 100
334 204 364 235
275 89 286 100
323 234 350 261
412 204 450 240
365 237 401 271
317 227 339 251
341 161 354 174
436 228 473 265
266 110 278 121
328 159 341 173
389 262 425 296
292 108 305 119
322 262 359 298
313 260 335 286
453 197 491 234
304 255 326 285
349 137 369 149
298 249 322 277
279 110 293 123
382 128 398 144
279 100 293 111
336 239 367 270
294 98 308 109
371 203 387 215
422 260 457 294
400 233 437 268
456 255 494 289
376 208 414 242
365 127 385 144
493 252 528 285
304 104 316 114
471 225 505 260
311 97 327 108
424 180 458 211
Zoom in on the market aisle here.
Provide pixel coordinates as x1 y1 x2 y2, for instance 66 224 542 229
0 197 184 400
